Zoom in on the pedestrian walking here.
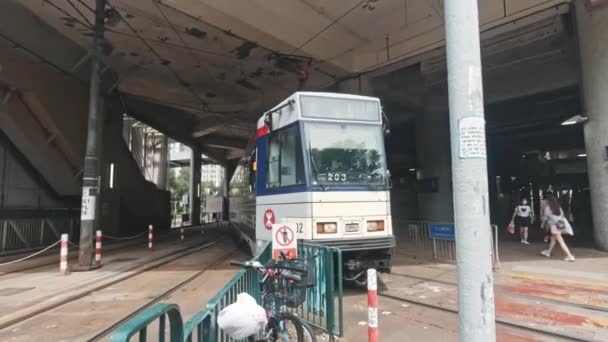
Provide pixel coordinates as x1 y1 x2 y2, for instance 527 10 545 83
540 191 553 243
511 198 534 244
540 196 575 262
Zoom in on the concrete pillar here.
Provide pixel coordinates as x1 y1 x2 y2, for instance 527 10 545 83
222 166 229 221
415 103 454 222
130 126 145 170
190 148 201 226
78 0 106 269
157 134 168 190
143 130 154 182
575 0 608 251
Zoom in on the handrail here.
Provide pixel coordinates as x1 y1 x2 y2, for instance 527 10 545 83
110 303 184 342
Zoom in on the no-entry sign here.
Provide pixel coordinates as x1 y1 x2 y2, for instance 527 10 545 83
272 224 297 260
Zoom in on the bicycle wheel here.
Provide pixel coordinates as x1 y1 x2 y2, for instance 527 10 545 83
272 312 304 342
300 319 318 342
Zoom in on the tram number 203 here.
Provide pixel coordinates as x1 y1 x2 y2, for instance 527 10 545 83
327 173 347 182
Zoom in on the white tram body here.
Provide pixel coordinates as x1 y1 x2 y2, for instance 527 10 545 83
229 92 395 282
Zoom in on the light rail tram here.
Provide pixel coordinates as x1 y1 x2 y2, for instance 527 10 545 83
228 92 395 285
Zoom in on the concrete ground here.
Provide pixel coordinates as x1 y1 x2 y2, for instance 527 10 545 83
3 229 607 341
339 240 608 341
0 228 243 341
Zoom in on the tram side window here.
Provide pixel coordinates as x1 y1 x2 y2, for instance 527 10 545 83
267 125 305 189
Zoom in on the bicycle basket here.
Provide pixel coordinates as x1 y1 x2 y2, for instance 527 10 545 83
277 278 307 308
275 258 316 288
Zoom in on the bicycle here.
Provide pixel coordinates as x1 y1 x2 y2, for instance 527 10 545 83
230 256 317 342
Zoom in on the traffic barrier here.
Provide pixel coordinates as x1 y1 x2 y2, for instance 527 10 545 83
367 269 378 342
148 225 153 249
95 230 102 266
60 234 69 275
394 220 500 268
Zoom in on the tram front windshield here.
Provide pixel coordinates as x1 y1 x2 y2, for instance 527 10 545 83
304 122 387 187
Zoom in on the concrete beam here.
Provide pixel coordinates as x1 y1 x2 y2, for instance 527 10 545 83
226 149 245 160
200 135 247 150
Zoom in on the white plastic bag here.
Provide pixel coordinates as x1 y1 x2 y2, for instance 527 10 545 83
217 292 267 340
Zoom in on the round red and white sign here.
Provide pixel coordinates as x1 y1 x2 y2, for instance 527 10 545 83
275 225 295 247
263 209 275 230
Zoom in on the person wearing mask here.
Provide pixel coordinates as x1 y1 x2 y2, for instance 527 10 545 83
511 198 534 244
541 196 575 262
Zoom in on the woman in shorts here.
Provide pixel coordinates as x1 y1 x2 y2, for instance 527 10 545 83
511 198 534 244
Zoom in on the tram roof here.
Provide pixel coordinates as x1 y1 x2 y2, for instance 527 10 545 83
257 92 382 130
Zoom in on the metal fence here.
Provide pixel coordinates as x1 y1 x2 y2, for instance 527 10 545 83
111 242 344 342
393 219 500 269
0 209 79 255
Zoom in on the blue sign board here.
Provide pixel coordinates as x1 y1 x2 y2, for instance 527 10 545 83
429 224 455 241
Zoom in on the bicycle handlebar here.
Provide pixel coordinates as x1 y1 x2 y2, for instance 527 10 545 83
282 270 303 282
230 260 263 268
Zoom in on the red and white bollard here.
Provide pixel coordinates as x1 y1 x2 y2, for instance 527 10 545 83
60 234 69 275
367 268 378 342
180 228 184 241
148 225 153 249
95 230 102 266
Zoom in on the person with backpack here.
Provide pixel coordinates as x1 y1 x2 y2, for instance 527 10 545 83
540 196 575 262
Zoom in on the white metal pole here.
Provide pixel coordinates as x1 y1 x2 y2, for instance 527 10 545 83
60 234 69 275
443 0 496 340
95 230 102 266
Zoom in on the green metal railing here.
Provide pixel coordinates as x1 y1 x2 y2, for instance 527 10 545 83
110 242 342 342
286 244 343 337
110 303 184 342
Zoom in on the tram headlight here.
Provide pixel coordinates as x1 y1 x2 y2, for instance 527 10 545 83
367 220 385 232
316 222 337 234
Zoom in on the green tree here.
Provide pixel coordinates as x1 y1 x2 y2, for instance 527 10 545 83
201 181 218 196
169 167 190 213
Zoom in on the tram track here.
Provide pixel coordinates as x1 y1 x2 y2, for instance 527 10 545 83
87 247 238 341
0 234 229 332
379 272 604 342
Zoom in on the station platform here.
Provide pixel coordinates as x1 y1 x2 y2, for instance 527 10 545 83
338 240 608 341
0 225 244 341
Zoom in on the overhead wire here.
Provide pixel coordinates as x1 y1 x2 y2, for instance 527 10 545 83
43 0 93 30
148 0 292 100
292 0 368 52
105 0 211 111
42 0 303 128
64 0 94 28
75 0 95 14
149 0 215 81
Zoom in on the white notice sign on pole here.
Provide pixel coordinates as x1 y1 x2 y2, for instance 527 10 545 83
81 187 96 221
458 116 487 159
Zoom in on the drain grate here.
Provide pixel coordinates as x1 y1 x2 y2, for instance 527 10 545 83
0 287 34 296
111 257 139 263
